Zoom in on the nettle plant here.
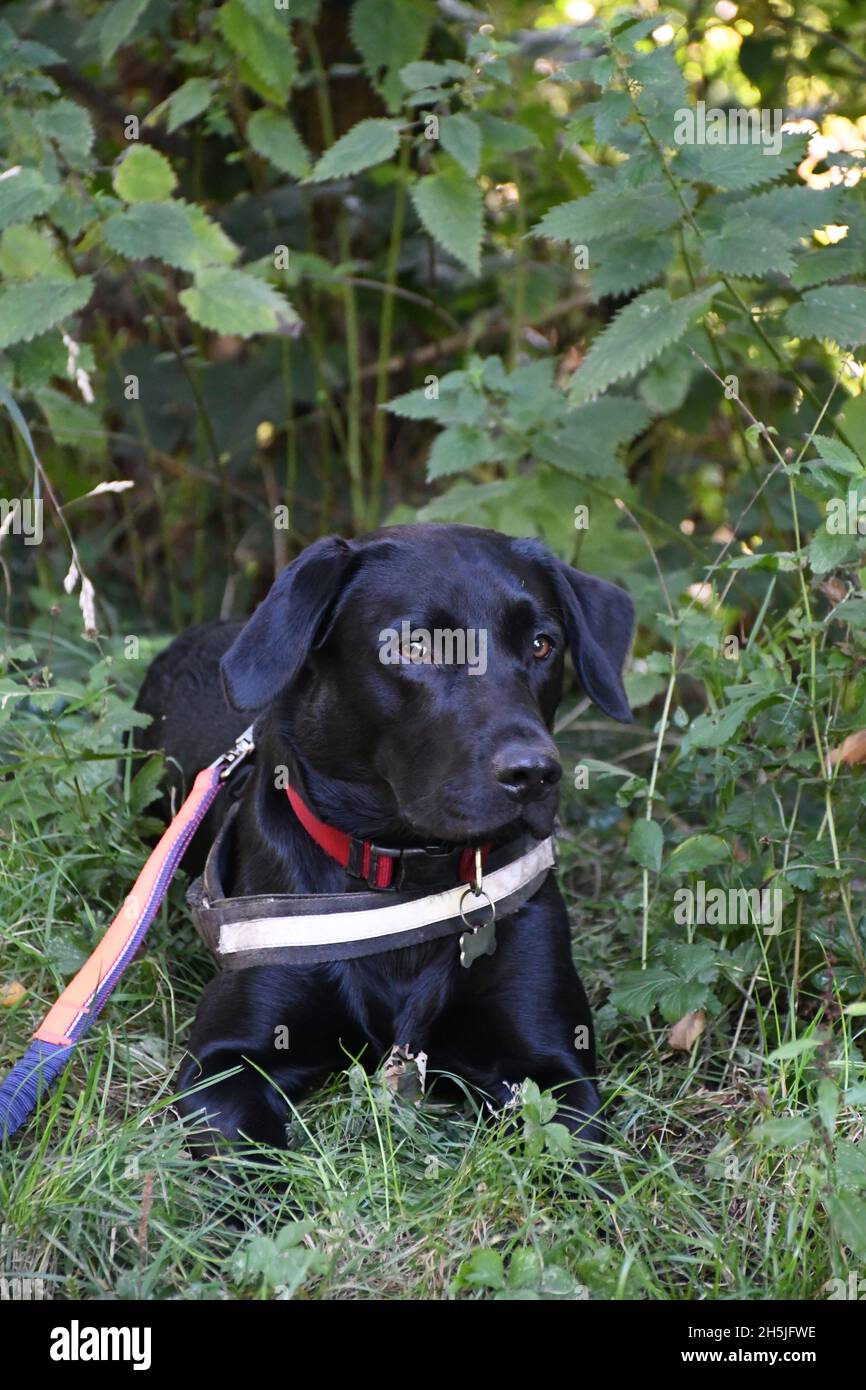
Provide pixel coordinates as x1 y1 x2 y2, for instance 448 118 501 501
0 1 552 559
383 15 866 1163
396 14 866 541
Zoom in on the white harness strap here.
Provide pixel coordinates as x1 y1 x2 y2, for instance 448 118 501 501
218 835 556 957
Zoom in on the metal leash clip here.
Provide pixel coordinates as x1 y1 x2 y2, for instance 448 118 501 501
459 846 497 968
214 725 256 781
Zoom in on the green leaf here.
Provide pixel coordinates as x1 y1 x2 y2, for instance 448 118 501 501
165 78 213 133
766 1037 822 1062
439 114 481 177
508 1248 542 1290
680 689 780 752
702 217 797 277
785 285 866 349
569 285 720 404
749 1116 813 1148
638 342 696 412
384 387 453 421
97 0 153 63
217 0 297 103
34 101 95 168
427 425 496 480
184 203 239 268
350 0 435 113
400 60 456 91
179 267 299 337
385 380 482 425
307 119 400 183
113 144 177 203
589 235 674 299
50 189 97 242
35 387 106 460
535 396 652 479
471 112 540 153
411 166 483 275
809 435 862 475
629 818 663 872
532 182 680 243
0 168 59 232
791 246 862 290
247 110 311 180
676 133 809 190
611 943 719 1022
571 90 634 149
454 1248 505 1290
726 551 798 572
623 671 667 709
129 754 165 814
0 24 63 69
665 834 730 874
103 202 199 269
817 1077 838 1136
807 523 862 575
610 966 674 1018
0 225 69 281
7 331 68 389
721 184 841 236
0 275 94 349
826 1192 866 1259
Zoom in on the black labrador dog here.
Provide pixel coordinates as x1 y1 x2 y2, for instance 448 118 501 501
136 523 634 1156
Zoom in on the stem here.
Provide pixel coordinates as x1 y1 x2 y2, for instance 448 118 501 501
370 137 411 528
305 23 366 531
282 337 298 544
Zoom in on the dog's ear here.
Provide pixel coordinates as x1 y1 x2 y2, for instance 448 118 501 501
220 536 357 712
515 539 635 723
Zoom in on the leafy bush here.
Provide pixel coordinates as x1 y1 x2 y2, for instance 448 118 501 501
2 0 866 1296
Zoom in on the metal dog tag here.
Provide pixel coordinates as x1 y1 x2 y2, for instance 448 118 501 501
460 919 496 967
459 886 496 968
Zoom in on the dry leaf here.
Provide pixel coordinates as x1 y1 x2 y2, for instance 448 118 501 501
382 1044 428 1099
668 1010 706 1052
555 343 584 387
829 729 866 768
819 577 847 606
0 981 26 1007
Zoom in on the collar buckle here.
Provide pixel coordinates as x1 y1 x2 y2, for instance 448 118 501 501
347 839 402 890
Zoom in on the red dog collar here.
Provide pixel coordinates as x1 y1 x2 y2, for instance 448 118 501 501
285 783 490 890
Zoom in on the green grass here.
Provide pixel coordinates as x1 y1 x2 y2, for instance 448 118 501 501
1 630 863 1301
0 845 856 1302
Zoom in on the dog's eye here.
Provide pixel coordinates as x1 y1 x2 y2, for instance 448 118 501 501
402 638 430 663
532 634 553 660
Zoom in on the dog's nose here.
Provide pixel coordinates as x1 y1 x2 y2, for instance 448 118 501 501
492 744 562 802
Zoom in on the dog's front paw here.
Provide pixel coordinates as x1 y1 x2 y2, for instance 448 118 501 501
175 1054 290 1155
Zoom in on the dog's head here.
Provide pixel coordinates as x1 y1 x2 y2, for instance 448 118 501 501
220 524 634 842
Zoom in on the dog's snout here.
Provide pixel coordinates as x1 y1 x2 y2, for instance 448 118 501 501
492 743 561 802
